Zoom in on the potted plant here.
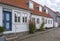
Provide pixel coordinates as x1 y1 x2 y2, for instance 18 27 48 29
0 26 5 41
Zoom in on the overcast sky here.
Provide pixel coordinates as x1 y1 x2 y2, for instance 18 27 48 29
32 0 60 12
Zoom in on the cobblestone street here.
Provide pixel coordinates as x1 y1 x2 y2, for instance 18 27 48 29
20 28 60 41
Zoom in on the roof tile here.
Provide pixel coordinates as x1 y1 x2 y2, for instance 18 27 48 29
0 0 52 18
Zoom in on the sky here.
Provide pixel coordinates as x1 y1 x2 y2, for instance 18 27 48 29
32 0 60 12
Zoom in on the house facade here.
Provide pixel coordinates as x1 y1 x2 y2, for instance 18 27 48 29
0 0 53 34
55 12 60 27
44 6 58 27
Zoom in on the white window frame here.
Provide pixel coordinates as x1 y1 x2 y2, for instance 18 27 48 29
29 1 34 9
22 17 27 23
14 11 21 23
32 18 35 22
46 9 48 14
39 6 42 12
37 18 39 24
22 12 28 23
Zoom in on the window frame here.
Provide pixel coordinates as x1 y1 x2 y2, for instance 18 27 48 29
46 9 48 14
22 17 27 23
32 18 35 22
37 18 39 24
39 6 42 12
14 14 18 22
14 11 21 23
29 1 34 9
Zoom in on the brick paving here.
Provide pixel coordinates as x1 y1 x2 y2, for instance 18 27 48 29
20 28 60 41
7 28 60 41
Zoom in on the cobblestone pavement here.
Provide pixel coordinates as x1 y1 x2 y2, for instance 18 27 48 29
20 28 60 41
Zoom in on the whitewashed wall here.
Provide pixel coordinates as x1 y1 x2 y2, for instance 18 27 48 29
31 15 53 29
12 10 30 33
0 4 53 34
54 21 58 27
31 15 43 29
0 4 30 34
44 17 53 28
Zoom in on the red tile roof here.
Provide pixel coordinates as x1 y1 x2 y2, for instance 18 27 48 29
0 0 52 18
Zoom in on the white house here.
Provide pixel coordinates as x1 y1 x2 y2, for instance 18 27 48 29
0 0 53 34
44 6 58 27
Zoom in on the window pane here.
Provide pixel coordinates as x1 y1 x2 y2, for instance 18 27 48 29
37 7 39 11
32 18 35 22
51 20 52 24
15 14 17 22
42 18 44 21
46 9 48 14
18 17 20 22
25 17 27 22
6 23 10 30
29 1 34 9
37 18 39 24
23 17 24 23
45 19 47 24
39 6 42 12
43 9 46 12
48 20 50 24
6 14 10 21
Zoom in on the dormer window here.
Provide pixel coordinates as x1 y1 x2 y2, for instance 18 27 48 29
43 8 48 14
44 9 46 12
36 6 42 12
37 6 39 11
46 9 48 14
25 2 29 6
39 6 42 12
43 9 46 12
29 1 34 9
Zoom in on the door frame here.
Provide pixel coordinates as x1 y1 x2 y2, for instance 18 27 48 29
3 11 12 31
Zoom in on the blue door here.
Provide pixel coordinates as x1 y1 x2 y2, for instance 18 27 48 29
3 11 12 31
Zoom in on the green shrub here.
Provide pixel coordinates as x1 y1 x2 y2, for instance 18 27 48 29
0 26 5 33
40 22 45 31
29 22 36 33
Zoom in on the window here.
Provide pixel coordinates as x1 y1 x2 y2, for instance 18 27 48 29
15 14 17 22
14 13 20 22
39 6 42 12
25 17 27 22
22 17 27 23
42 18 44 21
6 23 10 30
26 2 29 6
37 6 42 12
37 18 39 24
32 18 35 22
51 20 52 24
6 13 10 21
45 19 47 24
29 1 34 9
23 17 25 22
46 9 48 14
43 8 48 14
48 20 50 24
43 9 46 12
37 7 39 11
18 17 20 22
